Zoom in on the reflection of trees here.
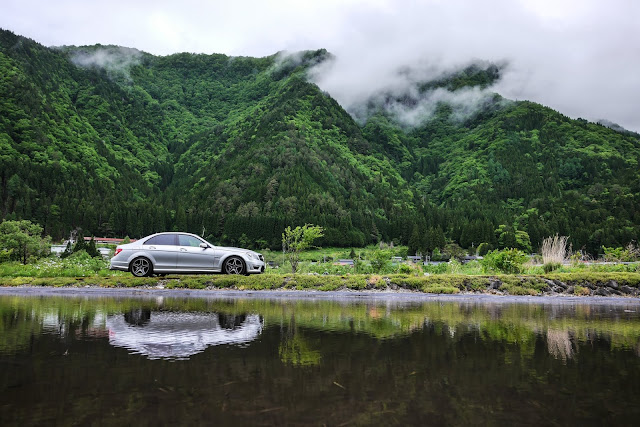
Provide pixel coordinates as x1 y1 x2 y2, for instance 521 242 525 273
279 333 322 366
2 295 640 425
547 328 575 361
279 315 321 366
124 308 151 326
218 313 246 329
2 295 640 360
0 309 43 354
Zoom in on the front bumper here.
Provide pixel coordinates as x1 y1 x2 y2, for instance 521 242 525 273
246 262 265 274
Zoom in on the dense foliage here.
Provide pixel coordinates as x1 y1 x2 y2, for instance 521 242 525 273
0 219 50 263
1 29 639 255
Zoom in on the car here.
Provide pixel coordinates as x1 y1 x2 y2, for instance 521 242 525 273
109 232 265 277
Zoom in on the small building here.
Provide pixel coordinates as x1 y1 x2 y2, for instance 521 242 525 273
334 259 354 266
424 260 447 266
98 247 112 258
407 255 423 263
50 245 67 255
83 237 136 244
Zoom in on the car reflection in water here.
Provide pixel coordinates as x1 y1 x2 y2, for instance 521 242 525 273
107 310 263 360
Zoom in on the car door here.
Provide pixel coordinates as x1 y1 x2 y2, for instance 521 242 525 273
142 234 179 270
177 234 216 271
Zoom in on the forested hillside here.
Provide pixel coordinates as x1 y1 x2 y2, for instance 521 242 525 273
1 29 639 255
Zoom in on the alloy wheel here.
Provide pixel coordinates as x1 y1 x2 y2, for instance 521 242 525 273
224 257 244 275
131 258 151 277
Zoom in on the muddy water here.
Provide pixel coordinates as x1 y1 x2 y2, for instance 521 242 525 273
1 291 639 425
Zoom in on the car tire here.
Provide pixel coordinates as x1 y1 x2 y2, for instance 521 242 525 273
130 257 153 277
223 256 245 275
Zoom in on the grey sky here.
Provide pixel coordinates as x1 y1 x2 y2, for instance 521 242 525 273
2 0 639 131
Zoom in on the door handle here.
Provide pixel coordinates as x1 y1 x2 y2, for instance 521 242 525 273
149 246 156 249
180 248 187 252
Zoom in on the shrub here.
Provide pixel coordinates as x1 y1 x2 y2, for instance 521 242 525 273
481 249 528 274
370 249 391 273
424 263 448 274
444 243 465 261
282 224 324 273
573 285 591 296
570 251 591 265
431 248 449 262
476 243 491 256
397 262 422 275
397 263 413 274
447 259 463 274
602 244 640 262
543 262 562 273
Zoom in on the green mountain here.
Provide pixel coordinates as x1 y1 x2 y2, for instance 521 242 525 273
1 29 639 254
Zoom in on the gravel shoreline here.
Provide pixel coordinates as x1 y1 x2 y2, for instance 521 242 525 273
2 285 640 306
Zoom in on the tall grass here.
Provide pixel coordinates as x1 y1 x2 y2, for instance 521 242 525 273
541 235 568 265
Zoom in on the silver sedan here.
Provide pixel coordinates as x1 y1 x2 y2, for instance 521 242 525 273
109 232 265 277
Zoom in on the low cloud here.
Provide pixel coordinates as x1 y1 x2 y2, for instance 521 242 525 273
310 57 507 127
301 0 640 132
270 49 333 80
5 0 637 131
70 46 142 81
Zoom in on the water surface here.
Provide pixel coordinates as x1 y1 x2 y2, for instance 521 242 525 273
1 290 639 425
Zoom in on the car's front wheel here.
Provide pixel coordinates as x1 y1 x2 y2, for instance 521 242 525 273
223 256 245 275
130 257 153 277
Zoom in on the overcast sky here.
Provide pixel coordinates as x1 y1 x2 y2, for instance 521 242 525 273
2 0 639 131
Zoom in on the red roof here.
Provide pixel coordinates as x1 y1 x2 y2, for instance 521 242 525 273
83 237 137 243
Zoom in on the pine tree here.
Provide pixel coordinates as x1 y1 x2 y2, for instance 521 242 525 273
73 232 87 253
408 225 421 257
60 241 73 259
86 236 100 258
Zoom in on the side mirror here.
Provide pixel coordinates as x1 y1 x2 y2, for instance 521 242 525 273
199 243 210 249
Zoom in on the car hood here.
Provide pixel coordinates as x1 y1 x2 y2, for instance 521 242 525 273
216 246 261 255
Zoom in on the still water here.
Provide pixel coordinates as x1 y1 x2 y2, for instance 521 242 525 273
1 290 639 426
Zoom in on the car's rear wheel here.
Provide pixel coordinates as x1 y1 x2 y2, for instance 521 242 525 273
223 256 245 275
130 257 153 277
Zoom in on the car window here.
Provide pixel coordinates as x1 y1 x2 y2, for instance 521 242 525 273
178 235 204 247
145 234 176 245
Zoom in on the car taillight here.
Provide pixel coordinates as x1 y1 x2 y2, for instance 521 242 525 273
114 248 122 256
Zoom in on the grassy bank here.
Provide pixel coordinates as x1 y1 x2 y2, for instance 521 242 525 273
2 272 640 296
2 249 639 279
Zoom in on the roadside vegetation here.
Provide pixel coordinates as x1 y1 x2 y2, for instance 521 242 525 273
0 247 638 279
1 219 639 296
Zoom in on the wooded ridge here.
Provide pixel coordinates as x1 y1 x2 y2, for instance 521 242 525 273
1 28 638 255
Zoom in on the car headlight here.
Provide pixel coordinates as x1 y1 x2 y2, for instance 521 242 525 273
246 252 255 259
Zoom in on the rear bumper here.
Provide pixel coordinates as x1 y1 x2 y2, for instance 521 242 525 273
109 259 129 272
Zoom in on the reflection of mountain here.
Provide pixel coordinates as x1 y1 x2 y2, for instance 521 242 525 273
106 311 263 360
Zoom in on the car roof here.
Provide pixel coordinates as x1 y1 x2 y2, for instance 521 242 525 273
140 232 206 242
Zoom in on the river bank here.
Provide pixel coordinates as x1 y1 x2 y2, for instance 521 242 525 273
1 272 640 297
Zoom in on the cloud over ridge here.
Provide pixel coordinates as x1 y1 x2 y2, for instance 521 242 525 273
2 0 638 131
